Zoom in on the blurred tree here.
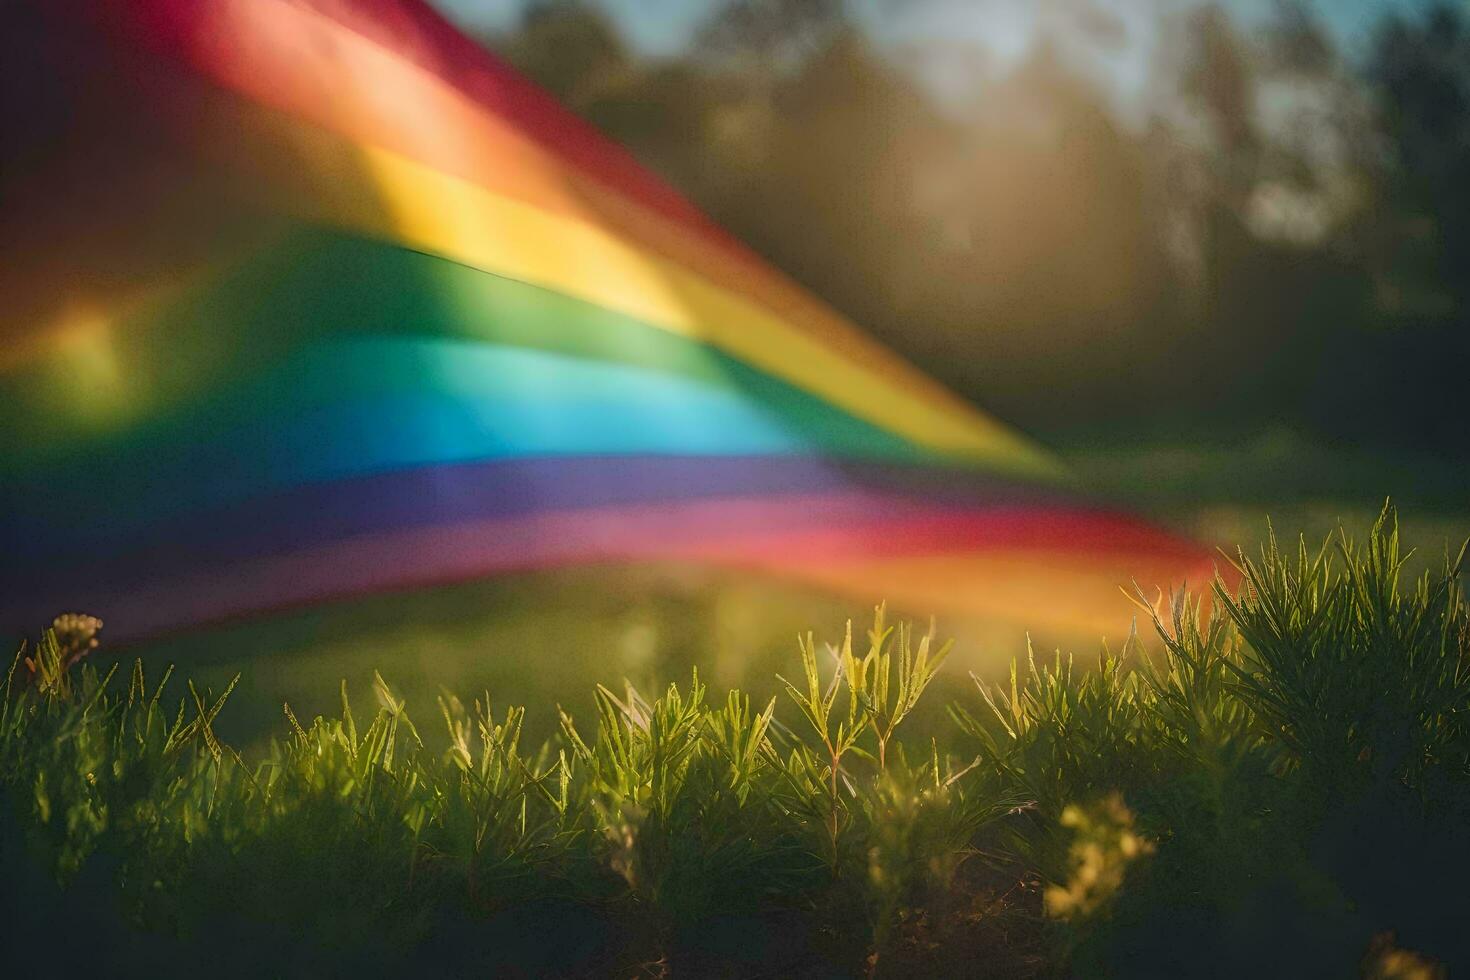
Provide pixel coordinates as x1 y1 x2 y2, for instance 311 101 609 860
908 41 1178 429
1340 3 1470 450
695 0 847 69
1363 4 1469 321
496 2 730 193
499 1 628 102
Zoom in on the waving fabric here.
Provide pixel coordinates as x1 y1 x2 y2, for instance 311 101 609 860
0 0 1217 641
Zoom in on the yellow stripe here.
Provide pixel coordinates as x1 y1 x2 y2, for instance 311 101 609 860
251 130 1061 476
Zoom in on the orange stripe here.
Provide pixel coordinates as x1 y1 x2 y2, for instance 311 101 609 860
760 551 1225 635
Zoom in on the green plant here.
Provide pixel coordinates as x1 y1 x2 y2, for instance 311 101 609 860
3 506 1466 976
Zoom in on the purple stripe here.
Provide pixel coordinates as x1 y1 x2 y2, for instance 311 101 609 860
5 455 1081 601
5 492 1160 643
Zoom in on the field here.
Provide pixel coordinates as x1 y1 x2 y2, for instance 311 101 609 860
3 502 1467 977
132 438 1470 756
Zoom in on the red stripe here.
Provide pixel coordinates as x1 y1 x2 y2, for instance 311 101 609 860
9 495 1213 642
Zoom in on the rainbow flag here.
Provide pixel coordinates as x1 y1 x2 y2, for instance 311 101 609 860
0 0 1217 643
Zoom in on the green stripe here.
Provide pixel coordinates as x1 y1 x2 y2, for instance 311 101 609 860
1 228 932 468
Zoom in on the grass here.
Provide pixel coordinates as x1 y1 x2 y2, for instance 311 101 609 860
3 506 1467 977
